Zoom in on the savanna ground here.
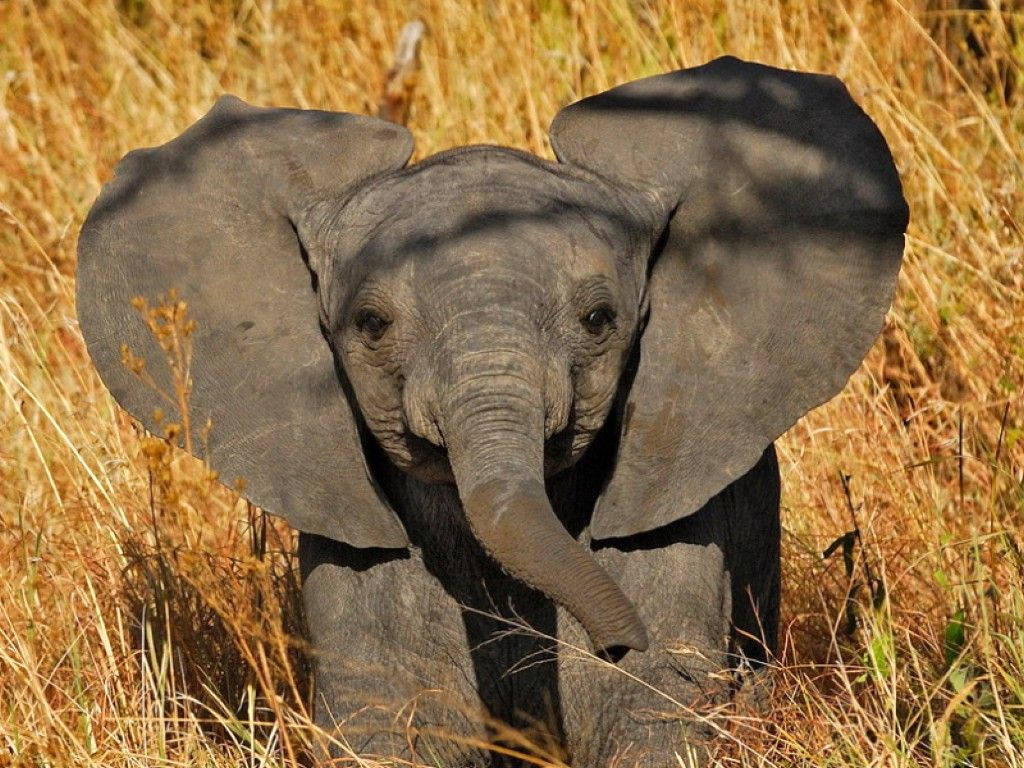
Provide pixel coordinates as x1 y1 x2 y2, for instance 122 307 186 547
1 0 1023 765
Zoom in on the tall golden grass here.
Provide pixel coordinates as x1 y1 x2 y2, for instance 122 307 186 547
1 0 1022 765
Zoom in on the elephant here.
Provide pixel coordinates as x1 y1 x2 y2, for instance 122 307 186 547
76 56 908 766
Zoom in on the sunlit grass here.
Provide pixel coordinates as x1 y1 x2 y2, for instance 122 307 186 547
1 0 1022 765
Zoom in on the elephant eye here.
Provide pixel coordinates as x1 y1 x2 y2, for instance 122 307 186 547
355 309 391 341
581 305 616 335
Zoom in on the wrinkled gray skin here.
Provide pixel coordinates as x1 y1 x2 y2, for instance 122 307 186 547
76 57 907 767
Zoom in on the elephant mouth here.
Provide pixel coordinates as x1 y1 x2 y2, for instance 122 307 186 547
383 428 584 488
542 429 578 476
397 429 583 486
401 433 454 484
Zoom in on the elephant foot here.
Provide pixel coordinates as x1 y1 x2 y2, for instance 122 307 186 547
310 682 495 767
556 646 732 767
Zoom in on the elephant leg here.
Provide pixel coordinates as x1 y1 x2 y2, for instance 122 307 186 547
298 532 492 767
720 444 781 666
557 445 781 767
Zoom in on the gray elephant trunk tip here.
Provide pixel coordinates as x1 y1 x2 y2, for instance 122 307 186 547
457 473 649 659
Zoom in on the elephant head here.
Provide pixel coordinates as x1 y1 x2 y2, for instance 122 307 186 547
77 57 908 659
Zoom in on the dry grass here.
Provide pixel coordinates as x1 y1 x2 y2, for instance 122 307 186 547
1 0 1022 765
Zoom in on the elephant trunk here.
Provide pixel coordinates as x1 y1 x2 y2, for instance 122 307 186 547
442 354 648 657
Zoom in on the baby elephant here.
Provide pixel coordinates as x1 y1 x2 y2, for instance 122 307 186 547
78 57 907 766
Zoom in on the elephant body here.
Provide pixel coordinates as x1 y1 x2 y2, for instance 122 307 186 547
302 444 780 766
76 57 906 768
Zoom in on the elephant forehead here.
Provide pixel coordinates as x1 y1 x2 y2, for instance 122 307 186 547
339 146 634 259
356 220 619 313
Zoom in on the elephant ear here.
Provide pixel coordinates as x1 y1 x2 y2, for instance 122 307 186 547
77 95 412 548
550 56 908 540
